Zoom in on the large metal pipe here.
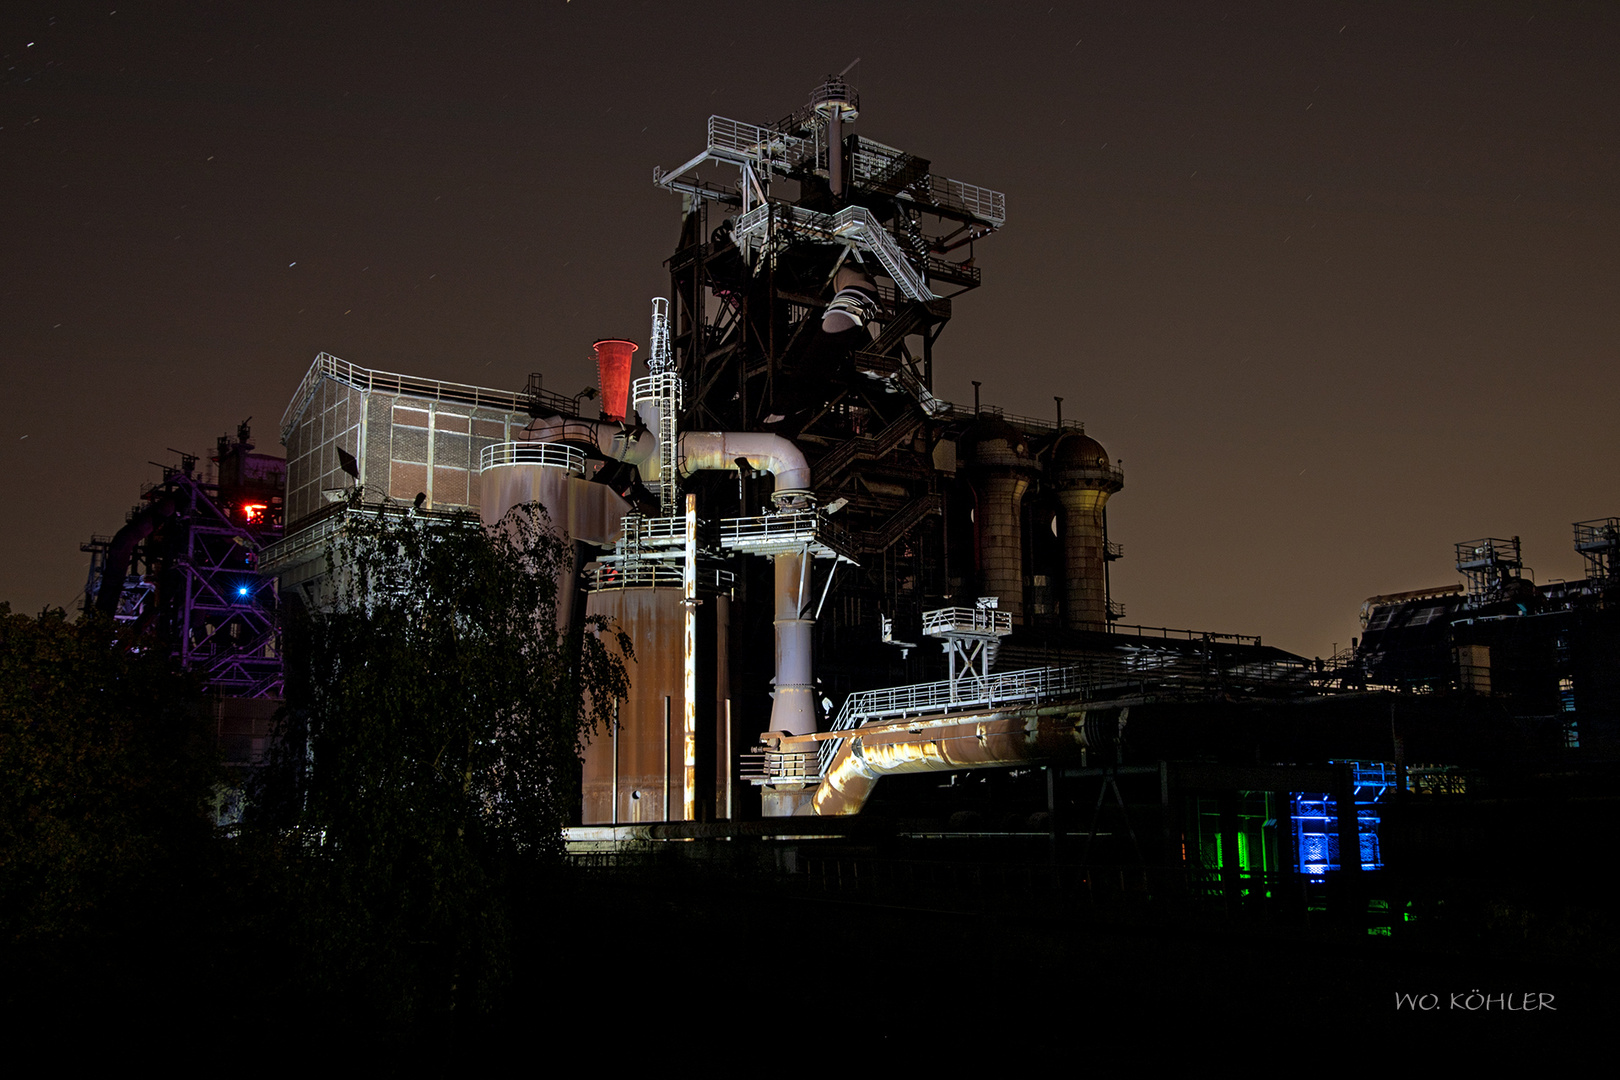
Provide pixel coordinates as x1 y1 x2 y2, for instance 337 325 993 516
506 415 819 792
678 431 812 503
519 418 808 504
809 703 1118 816
771 550 815 736
521 415 659 475
95 491 181 617
679 430 816 734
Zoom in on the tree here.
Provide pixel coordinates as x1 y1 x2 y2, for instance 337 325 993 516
0 604 216 974
264 500 630 1017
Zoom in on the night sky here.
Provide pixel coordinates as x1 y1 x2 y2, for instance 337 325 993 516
3 1 1616 661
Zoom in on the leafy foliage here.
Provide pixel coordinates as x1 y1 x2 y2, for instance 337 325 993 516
0 605 214 945
263 500 630 1016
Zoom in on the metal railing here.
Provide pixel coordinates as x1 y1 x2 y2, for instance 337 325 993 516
259 502 474 574
479 441 585 475
588 563 683 591
700 115 1004 227
620 514 688 551
936 399 1087 435
1574 518 1620 552
929 175 1006 226
812 409 923 486
282 352 537 443
1107 623 1260 646
259 506 352 573
631 372 683 409
588 562 735 593
731 203 936 302
632 373 683 516
922 606 1012 637
707 114 813 170
817 665 1088 775
719 510 856 561
861 493 944 554
925 254 982 286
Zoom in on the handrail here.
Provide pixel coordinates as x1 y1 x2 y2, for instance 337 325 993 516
587 563 735 592
1106 623 1261 647
282 352 544 442
861 493 943 554
718 510 857 562
479 441 585 475
922 606 1012 637
632 372 684 408
812 409 923 486
817 664 1089 776
731 203 936 301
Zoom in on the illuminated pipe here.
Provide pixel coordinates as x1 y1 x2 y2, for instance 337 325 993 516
771 550 815 736
809 704 1110 816
683 493 698 820
520 415 659 475
679 430 816 736
678 431 812 504
518 418 817 741
593 339 637 421
517 423 806 504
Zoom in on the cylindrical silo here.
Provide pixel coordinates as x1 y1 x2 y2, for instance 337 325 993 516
579 583 732 824
479 441 585 633
580 584 685 824
962 418 1040 624
1051 432 1123 632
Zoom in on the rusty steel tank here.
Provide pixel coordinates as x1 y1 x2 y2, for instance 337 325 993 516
478 421 636 634
961 416 1041 624
1051 431 1123 632
579 583 732 824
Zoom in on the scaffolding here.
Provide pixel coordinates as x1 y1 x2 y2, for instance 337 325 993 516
1574 518 1619 586
1455 536 1525 604
86 437 285 701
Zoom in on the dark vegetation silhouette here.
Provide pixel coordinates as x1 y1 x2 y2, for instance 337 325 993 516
1 502 630 1039
253 499 630 1022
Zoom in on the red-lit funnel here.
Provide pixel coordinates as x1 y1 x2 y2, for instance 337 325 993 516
593 339 637 421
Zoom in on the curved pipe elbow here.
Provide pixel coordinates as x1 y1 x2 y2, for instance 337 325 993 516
521 417 658 472
680 431 812 501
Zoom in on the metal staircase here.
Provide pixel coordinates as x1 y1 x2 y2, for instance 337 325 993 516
859 493 943 553
813 408 925 488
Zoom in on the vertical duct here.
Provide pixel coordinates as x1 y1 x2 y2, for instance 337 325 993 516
771 551 816 736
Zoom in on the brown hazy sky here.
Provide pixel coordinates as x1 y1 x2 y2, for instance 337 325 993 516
3 0 1616 659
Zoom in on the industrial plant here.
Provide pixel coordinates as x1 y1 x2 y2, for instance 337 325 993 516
85 79 1620 922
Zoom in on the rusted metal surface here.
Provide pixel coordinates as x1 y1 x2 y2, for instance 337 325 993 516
479 463 632 637
683 494 698 821
770 551 816 737
580 587 689 824
795 703 1118 816
679 430 812 501
1052 431 1124 633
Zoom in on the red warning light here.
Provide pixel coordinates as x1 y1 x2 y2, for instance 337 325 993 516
243 503 268 525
